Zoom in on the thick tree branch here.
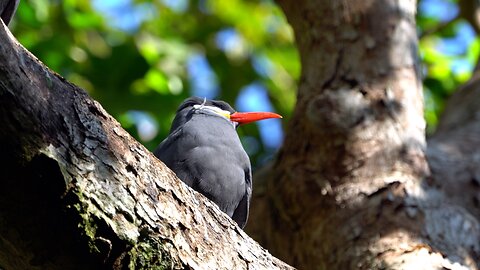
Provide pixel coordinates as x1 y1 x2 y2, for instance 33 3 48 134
427 70 480 220
0 21 293 270
247 0 480 269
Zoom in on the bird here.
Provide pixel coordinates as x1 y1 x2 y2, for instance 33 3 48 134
1 0 19 26
154 97 282 228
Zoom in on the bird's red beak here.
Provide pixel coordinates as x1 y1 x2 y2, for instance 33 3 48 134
230 111 282 125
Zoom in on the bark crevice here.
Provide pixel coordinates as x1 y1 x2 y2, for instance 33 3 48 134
247 0 480 269
0 20 293 270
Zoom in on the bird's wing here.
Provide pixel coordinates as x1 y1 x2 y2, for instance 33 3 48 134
153 128 186 172
231 167 252 229
1 0 19 25
153 127 198 187
153 129 179 163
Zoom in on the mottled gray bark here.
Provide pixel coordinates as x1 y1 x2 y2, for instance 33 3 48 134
427 71 480 229
247 0 480 269
0 21 293 270
426 1 480 218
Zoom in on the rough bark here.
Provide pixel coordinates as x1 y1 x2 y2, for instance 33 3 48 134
0 21 293 270
247 0 480 269
418 0 480 224
427 70 480 227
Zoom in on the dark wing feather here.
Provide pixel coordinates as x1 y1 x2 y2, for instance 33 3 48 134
1 0 19 25
154 110 252 228
231 167 252 228
153 126 197 187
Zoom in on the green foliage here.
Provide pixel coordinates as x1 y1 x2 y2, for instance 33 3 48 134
11 0 473 162
417 0 479 132
11 0 298 166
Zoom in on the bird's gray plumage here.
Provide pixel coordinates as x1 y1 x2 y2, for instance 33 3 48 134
1 0 19 25
154 97 252 228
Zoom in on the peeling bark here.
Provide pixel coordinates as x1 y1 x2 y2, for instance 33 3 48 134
0 21 293 270
247 0 480 269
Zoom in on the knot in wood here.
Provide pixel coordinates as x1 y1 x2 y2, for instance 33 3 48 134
306 88 369 134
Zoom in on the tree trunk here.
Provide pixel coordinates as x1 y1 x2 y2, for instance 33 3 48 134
426 0 480 222
0 21 293 270
247 0 480 269
427 69 480 231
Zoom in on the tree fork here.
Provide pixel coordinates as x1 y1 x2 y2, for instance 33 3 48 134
0 21 293 270
247 0 480 269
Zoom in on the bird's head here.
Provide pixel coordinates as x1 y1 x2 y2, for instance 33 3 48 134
171 97 282 130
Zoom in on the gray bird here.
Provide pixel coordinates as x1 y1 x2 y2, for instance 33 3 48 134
154 97 281 228
1 0 19 25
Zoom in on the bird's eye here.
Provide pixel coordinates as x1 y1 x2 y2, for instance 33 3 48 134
212 101 235 114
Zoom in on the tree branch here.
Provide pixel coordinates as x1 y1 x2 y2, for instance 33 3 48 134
248 0 480 268
0 20 293 270
427 70 480 220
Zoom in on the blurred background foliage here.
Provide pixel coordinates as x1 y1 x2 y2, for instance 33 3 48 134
418 0 480 133
8 0 476 166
